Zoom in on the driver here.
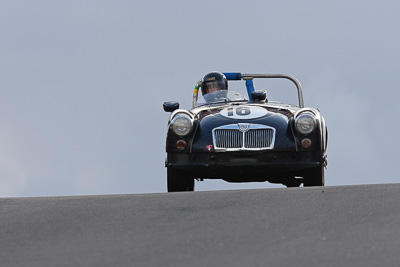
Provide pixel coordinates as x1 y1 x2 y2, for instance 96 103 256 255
201 71 228 95
201 71 229 103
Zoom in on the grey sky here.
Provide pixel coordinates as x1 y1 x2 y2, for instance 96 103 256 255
1 1 399 197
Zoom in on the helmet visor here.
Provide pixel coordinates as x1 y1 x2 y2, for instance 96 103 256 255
204 81 227 93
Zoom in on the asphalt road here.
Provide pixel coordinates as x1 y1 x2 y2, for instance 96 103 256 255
1 183 400 267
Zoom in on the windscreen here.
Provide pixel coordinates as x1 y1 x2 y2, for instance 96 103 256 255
194 90 248 107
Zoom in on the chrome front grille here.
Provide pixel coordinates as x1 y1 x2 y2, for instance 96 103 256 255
212 124 275 151
214 129 243 148
245 129 274 148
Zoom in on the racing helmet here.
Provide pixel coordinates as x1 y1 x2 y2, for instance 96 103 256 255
201 71 228 95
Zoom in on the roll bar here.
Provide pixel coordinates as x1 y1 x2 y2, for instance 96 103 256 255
224 73 304 108
193 72 304 108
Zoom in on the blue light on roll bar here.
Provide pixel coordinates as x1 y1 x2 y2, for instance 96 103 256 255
223 72 242 80
222 72 256 100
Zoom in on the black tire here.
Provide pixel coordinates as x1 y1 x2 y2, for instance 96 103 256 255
303 164 325 187
167 168 195 192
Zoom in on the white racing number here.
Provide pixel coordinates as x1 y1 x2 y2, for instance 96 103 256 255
228 107 250 116
220 106 268 120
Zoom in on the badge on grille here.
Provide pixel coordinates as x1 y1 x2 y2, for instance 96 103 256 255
238 123 250 132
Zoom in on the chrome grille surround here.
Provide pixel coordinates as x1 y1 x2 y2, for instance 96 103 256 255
212 124 276 152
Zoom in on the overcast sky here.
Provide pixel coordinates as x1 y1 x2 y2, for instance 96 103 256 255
1 1 399 197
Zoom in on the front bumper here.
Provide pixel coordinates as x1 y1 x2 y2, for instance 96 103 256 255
166 151 322 182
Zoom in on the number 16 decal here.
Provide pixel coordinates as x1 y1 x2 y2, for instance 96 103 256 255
221 106 268 120
227 107 251 116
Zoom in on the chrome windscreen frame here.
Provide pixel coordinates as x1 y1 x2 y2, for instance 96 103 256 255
212 124 276 152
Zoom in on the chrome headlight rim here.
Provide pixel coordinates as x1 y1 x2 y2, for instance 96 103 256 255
295 112 317 135
170 114 193 137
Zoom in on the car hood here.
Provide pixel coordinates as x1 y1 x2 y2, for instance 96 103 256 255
190 103 299 152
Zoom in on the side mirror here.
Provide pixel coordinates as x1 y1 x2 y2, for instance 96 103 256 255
163 101 180 112
251 90 267 102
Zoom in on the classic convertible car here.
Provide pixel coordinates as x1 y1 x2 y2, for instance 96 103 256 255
163 72 327 192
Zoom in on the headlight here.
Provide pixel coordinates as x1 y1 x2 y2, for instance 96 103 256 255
295 113 316 135
171 114 193 136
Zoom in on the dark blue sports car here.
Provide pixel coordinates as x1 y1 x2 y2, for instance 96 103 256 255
163 72 327 192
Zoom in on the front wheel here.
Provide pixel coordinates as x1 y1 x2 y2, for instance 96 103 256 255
303 164 325 187
167 168 195 192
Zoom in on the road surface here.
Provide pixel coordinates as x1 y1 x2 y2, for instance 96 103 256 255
1 183 399 266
